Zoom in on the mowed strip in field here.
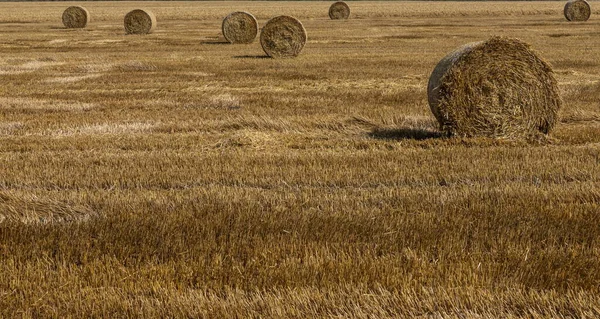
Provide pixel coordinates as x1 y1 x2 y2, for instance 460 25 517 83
1 1 599 317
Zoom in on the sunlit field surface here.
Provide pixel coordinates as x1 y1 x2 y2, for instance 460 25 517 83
1 1 599 317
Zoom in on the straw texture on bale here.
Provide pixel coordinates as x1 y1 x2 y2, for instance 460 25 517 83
222 11 259 44
260 16 307 58
124 9 156 35
564 0 591 21
62 6 89 29
329 1 351 20
427 36 561 139
0 192 96 225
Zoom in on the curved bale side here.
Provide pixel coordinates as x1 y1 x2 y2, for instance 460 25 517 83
62 6 89 29
329 1 351 20
222 11 259 44
564 0 591 21
124 9 156 35
260 16 307 58
427 36 562 139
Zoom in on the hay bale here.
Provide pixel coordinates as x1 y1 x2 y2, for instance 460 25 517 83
329 1 351 20
260 16 307 58
427 36 562 139
124 9 156 35
222 11 259 44
564 0 591 21
62 6 89 29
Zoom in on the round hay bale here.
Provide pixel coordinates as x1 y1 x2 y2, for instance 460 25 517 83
427 36 562 139
222 11 259 44
62 6 89 29
564 0 591 21
260 16 307 58
329 1 351 20
124 9 156 35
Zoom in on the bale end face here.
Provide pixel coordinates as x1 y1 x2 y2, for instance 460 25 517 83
222 11 259 44
260 16 307 58
329 2 351 20
564 0 591 21
62 6 89 29
124 9 156 35
427 36 562 139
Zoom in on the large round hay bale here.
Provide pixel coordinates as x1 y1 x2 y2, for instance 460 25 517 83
62 6 89 29
260 16 307 58
222 11 259 44
427 36 562 139
124 9 156 35
564 0 591 21
329 1 350 20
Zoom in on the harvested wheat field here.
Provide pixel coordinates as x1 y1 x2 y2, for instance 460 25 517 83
0 1 599 317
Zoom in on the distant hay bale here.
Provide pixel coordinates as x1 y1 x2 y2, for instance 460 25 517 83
62 6 89 29
329 1 350 20
564 0 591 21
222 11 259 44
427 36 562 139
124 9 156 35
0 192 96 225
260 16 307 58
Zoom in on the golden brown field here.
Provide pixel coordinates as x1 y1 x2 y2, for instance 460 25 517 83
1 1 599 317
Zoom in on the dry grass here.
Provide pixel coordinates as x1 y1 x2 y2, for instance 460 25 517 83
0 1 599 317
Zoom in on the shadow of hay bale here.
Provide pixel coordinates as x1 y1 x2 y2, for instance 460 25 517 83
233 55 271 59
200 40 231 45
368 127 445 140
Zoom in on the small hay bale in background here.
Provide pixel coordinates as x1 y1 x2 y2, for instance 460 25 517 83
222 11 259 44
62 6 89 29
564 0 591 21
427 36 562 139
329 1 350 20
260 16 307 58
124 9 156 35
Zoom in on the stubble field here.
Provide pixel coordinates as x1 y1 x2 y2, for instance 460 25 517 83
1 1 600 317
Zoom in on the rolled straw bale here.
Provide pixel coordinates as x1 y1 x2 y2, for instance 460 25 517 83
124 9 156 35
260 16 307 58
564 0 591 21
62 6 89 29
427 36 561 139
222 11 259 44
329 1 351 20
